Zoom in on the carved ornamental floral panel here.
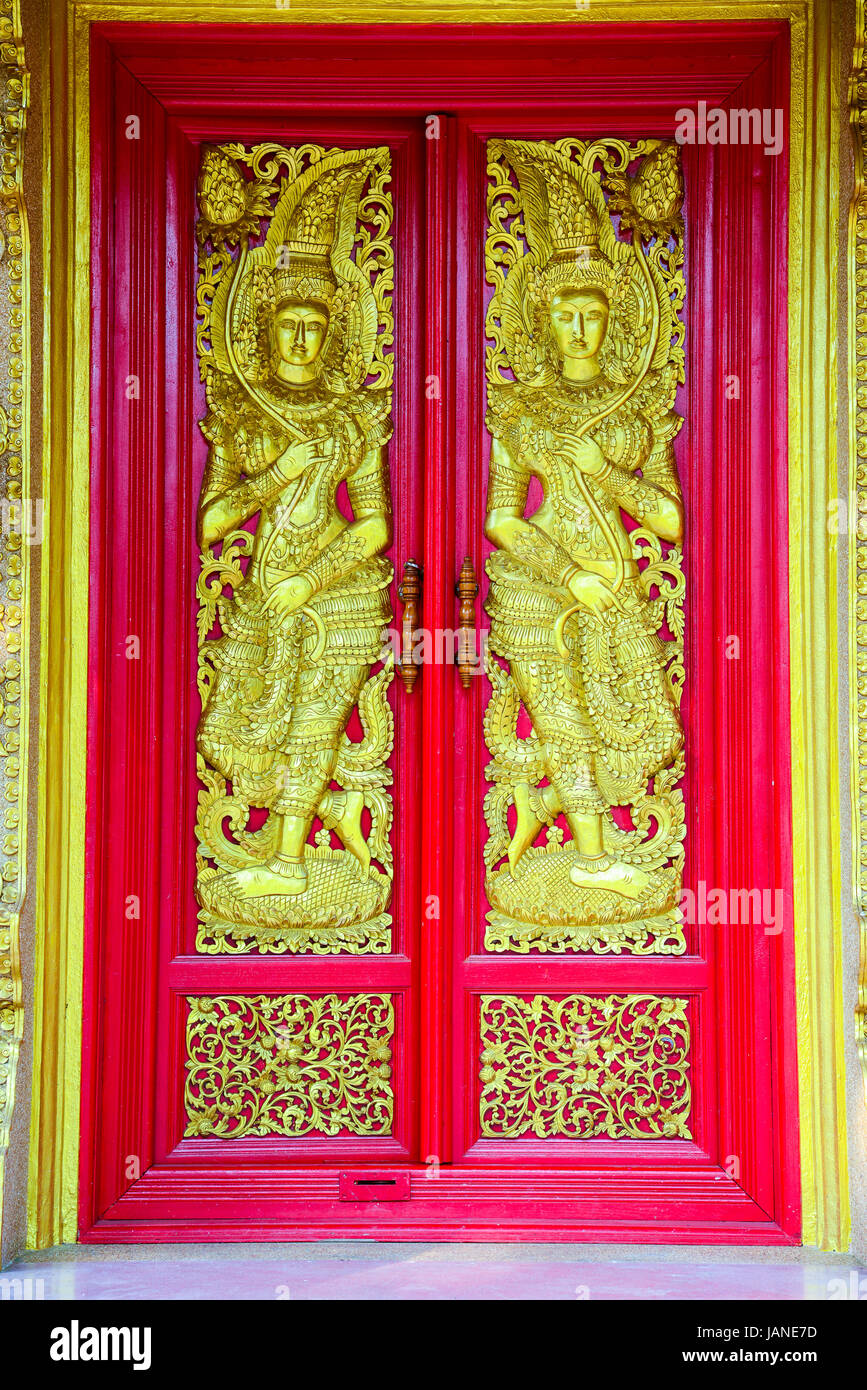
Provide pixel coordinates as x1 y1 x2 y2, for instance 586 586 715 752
184 993 394 1138
479 993 692 1139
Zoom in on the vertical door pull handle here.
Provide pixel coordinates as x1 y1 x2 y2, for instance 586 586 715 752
455 556 479 690
397 558 423 693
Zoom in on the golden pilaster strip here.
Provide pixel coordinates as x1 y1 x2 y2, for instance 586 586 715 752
850 0 867 1116
790 0 849 1252
0 0 28 1234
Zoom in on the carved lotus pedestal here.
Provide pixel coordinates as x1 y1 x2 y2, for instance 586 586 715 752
196 847 392 955
485 847 685 955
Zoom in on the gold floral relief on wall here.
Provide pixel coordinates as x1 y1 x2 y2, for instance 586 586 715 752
479 993 691 1140
482 138 686 956
184 993 394 1138
193 143 396 957
0 0 27 1203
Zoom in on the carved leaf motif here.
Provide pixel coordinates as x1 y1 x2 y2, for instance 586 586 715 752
479 994 691 1139
184 993 394 1138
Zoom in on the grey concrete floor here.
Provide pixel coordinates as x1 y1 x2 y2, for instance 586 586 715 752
4 1241 865 1300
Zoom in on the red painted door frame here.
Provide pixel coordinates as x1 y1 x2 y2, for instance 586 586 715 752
80 20 799 1242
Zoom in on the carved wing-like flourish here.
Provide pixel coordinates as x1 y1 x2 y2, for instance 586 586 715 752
482 138 687 956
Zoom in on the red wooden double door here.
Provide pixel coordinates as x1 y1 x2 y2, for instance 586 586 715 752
81 21 799 1242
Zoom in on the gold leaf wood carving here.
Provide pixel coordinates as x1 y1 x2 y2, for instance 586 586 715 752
193 143 396 955
0 0 28 1196
482 138 686 955
185 993 394 1138
479 993 691 1140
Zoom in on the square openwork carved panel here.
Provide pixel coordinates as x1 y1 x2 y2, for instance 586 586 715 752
479 993 691 1140
184 993 394 1139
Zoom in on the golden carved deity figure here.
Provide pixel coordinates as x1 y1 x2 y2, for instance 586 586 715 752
192 144 395 955
483 139 687 954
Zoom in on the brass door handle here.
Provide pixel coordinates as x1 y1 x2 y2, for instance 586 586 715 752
397 558 423 693
455 556 479 689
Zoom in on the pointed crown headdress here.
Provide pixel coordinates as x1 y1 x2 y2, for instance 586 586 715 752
502 140 631 302
488 139 674 385
209 145 389 392
271 176 344 305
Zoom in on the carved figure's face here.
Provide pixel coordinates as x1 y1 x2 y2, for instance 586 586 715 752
273 299 329 380
549 289 609 364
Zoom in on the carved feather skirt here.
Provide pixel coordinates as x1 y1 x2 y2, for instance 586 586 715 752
485 550 683 804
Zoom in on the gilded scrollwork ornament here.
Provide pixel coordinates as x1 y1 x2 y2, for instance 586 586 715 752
185 993 394 1138
479 994 691 1139
0 0 27 1202
193 143 396 955
482 138 686 955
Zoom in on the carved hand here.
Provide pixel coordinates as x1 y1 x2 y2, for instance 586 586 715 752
275 434 335 479
552 432 607 476
273 437 317 479
261 572 316 616
566 569 622 615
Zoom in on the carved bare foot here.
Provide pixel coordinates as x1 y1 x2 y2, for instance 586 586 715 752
569 855 651 901
331 790 370 874
228 855 308 899
507 783 543 876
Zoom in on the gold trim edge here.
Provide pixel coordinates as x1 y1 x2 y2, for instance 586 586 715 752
851 0 867 1102
68 1 809 22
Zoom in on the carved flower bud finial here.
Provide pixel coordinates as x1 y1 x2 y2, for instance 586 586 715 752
606 141 684 242
196 145 271 248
